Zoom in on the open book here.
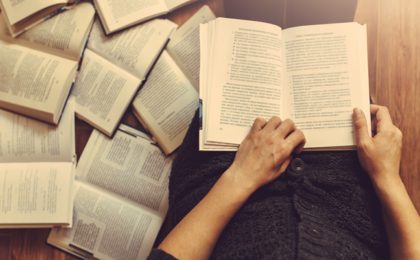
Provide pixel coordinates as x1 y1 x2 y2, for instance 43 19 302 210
0 3 95 124
48 125 173 260
132 5 215 154
200 18 371 151
93 0 197 34
0 104 75 228
71 18 177 136
0 0 78 37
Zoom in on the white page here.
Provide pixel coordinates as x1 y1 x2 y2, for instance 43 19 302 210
76 128 172 216
0 104 74 163
282 23 370 148
72 49 141 136
0 39 77 124
164 0 195 11
88 18 176 80
204 18 284 145
94 0 168 34
48 181 163 260
167 5 215 90
0 0 67 25
0 162 73 225
133 51 198 154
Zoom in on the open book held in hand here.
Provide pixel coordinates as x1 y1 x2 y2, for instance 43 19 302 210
0 0 79 37
200 18 371 151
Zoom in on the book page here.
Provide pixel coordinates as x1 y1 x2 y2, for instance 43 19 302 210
94 0 168 34
88 18 176 80
77 127 171 216
133 51 198 154
48 181 163 260
282 23 370 148
0 162 73 225
0 0 67 25
167 5 215 90
203 19 284 145
71 49 141 136
16 3 95 60
0 104 74 163
0 39 77 124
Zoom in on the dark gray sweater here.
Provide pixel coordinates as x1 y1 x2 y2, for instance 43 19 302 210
149 111 389 259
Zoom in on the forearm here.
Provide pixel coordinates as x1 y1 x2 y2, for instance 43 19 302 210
158 167 254 260
373 176 420 259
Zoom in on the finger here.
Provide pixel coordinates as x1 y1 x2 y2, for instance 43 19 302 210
370 105 393 131
284 129 306 153
275 156 292 176
295 142 305 154
276 119 296 138
353 108 371 145
263 116 282 132
251 117 266 132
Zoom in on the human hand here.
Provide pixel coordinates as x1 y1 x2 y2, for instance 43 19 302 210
226 117 305 193
352 105 403 186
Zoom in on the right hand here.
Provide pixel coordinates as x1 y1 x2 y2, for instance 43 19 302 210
352 105 403 186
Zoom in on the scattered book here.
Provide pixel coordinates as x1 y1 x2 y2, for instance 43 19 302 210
200 19 371 151
71 18 177 136
0 0 79 37
93 0 197 34
0 104 76 228
48 125 173 259
0 2 95 124
132 5 215 154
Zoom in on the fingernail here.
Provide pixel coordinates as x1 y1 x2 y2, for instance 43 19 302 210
354 108 362 116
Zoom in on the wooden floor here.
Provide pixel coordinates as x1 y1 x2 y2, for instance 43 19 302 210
1 0 419 259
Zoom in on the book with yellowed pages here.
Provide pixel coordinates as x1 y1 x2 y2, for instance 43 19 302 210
0 104 76 228
200 18 371 151
0 0 79 37
71 18 177 137
93 0 197 35
0 2 95 124
48 124 173 260
132 5 215 155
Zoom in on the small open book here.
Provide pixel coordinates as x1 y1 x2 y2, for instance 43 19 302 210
0 104 76 228
0 0 79 37
0 3 95 124
48 125 173 259
93 0 197 34
200 18 371 151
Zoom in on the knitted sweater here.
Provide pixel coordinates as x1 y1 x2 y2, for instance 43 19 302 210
149 111 389 259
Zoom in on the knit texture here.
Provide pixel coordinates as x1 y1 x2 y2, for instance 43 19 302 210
153 111 389 259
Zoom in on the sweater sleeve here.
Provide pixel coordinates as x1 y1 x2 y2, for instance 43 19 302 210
147 249 178 260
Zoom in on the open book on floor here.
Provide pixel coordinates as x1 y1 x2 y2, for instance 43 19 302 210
132 5 215 154
200 18 371 151
48 125 173 260
93 0 197 34
0 0 79 37
71 18 177 137
0 104 76 228
0 3 95 124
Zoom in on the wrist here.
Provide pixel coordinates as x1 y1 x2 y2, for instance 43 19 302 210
221 166 258 201
371 172 404 197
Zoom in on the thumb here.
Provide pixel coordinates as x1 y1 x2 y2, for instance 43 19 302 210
353 108 371 145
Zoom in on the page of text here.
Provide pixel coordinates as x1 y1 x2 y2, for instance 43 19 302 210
283 23 370 148
133 51 198 154
167 5 215 90
48 182 162 260
71 49 141 136
0 162 73 225
77 128 171 215
204 18 284 145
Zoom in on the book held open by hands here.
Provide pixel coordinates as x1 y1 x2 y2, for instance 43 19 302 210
200 18 371 151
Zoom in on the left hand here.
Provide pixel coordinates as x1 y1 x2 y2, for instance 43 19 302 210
227 116 306 193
